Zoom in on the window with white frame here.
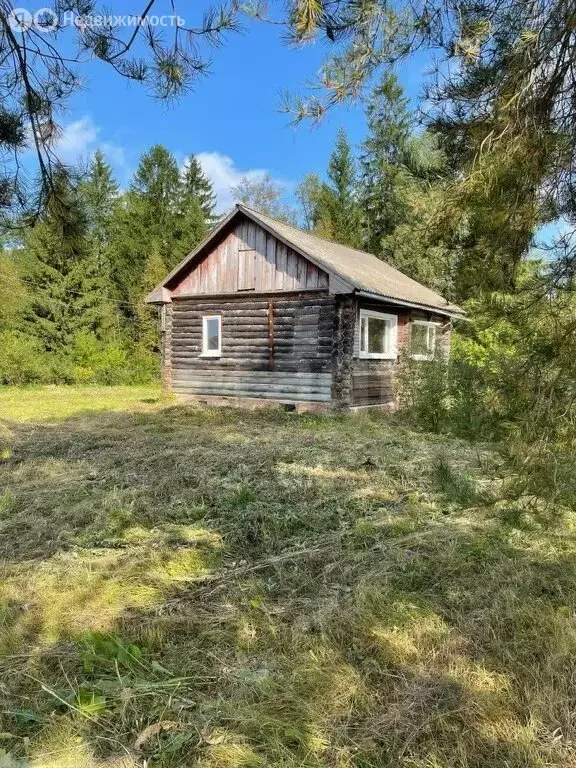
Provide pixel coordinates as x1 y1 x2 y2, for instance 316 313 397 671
359 309 398 359
411 320 439 360
201 315 221 357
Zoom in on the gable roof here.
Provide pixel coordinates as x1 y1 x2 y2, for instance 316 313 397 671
147 203 464 317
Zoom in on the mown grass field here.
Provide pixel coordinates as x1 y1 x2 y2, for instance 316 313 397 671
1 386 576 767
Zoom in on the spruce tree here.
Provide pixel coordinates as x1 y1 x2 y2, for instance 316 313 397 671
182 155 217 224
0 249 27 333
177 195 208 257
129 144 182 252
110 145 209 322
111 145 183 305
22 172 115 351
80 150 119 271
360 72 413 256
321 129 362 248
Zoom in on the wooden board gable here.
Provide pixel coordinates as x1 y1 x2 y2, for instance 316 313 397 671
169 217 329 297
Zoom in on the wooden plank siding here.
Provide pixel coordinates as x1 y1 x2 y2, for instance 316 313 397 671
170 292 335 403
171 220 329 297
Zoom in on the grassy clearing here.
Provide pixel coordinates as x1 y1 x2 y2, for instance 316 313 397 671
1 386 576 767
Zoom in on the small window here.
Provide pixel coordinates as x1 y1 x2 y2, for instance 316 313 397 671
202 315 221 357
411 320 438 360
359 309 398 359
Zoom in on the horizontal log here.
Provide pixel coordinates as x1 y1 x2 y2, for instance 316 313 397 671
173 385 331 403
173 304 333 317
171 360 330 371
174 302 331 313
175 310 269 319
173 296 332 308
171 368 331 380
174 317 268 327
171 357 331 367
172 312 333 323
171 379 331 394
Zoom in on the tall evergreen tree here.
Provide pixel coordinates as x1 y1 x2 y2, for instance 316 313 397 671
22 172 115 351
182 156 217 224
320 129 362 248
111 145 207 311
360 73 413 255
0 249 27 332
80 150 119 272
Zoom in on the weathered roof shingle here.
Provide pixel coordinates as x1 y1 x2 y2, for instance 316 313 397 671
242 205 463 316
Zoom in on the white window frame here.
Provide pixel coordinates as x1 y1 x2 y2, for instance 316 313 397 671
411 319 440 361
359 309 398 360
201 314 222 357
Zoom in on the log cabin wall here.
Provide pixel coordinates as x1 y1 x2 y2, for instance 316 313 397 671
169 292 335 404
350 299 451 407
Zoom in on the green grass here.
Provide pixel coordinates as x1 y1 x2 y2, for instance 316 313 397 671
1 386 576 767
0 384 164 422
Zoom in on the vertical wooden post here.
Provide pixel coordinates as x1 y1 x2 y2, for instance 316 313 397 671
268 299 275 370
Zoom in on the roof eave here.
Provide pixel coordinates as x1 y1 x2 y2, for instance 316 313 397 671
355 290 466 319
145 286 172 304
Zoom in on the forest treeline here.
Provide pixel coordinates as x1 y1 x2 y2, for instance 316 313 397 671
0 146 218 385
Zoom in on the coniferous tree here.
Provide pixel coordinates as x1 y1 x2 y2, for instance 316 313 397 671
0 249 26 332
177 196 208 257
22 172 115 351
129 144 182 255
111 145 207 311
360 73 413 255
80 150 119 272
320 129 362 247
182 156 217 224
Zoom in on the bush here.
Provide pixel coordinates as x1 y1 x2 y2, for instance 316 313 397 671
397 341 500 440
67 332 159 385
0 332 52 385
0 331 160 387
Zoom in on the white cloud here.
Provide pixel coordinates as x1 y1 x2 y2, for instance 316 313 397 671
195 151 271 213
53 116 127 172
55 117 99 160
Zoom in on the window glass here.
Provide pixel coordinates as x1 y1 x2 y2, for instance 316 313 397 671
203 316 221 354
206 317 220 350
411 324 429 356
367 317 388 354
359 310 397 359
412 323 437 357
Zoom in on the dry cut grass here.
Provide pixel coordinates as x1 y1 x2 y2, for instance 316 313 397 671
1 386 576 767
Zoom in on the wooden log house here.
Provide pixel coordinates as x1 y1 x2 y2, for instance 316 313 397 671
146 204 464 410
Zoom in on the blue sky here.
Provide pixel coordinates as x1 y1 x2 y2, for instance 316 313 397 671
48 9 432 211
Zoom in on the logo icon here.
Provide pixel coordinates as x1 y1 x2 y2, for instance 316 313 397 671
7 7 58 31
